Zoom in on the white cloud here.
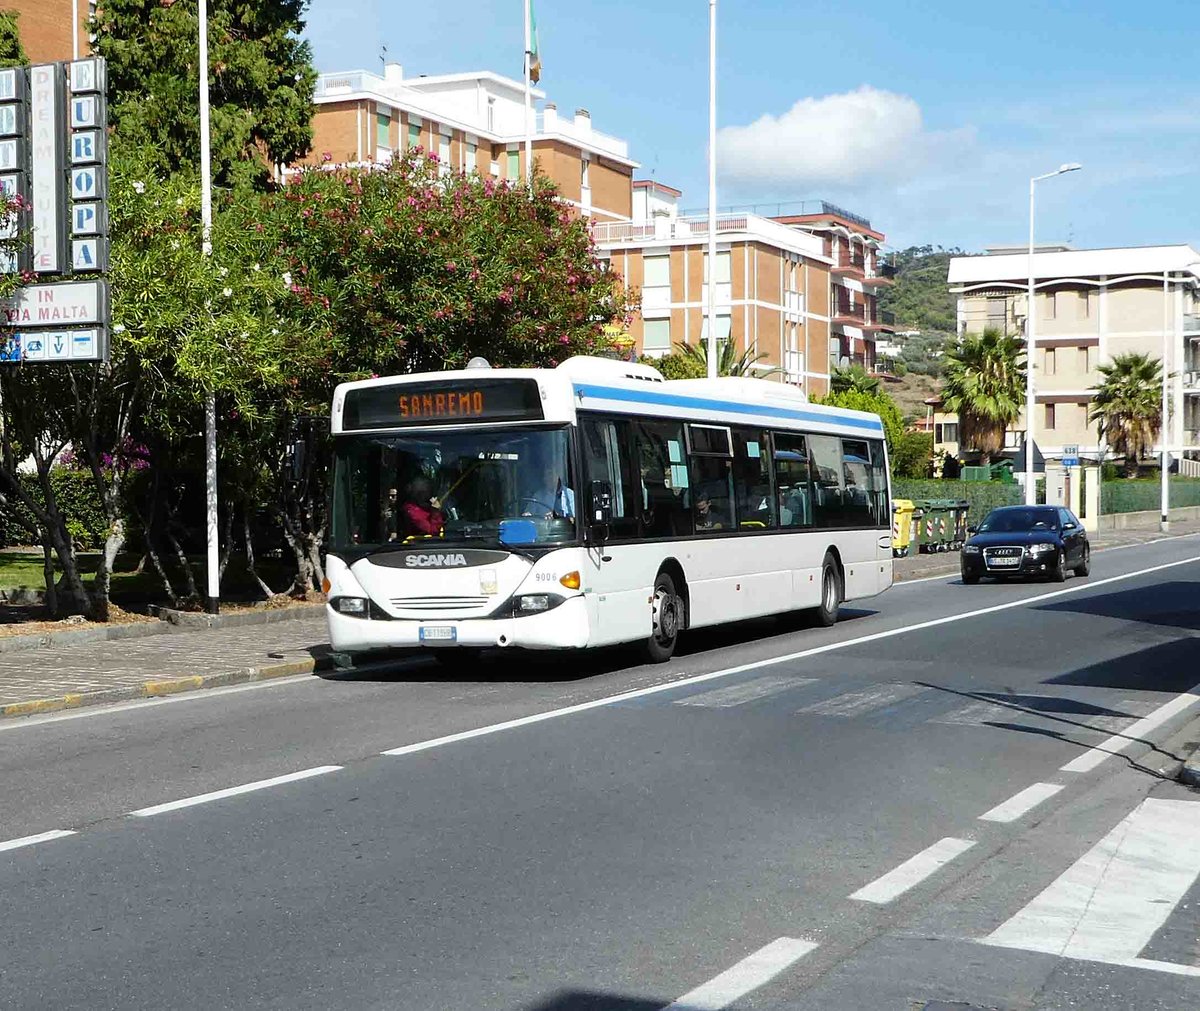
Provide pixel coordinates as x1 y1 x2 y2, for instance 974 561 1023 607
717 86 945 192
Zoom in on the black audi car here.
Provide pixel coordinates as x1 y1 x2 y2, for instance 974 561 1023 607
960 505 1090 584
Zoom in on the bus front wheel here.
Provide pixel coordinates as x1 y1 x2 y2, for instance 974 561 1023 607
643 571 682 663
814 553 841 627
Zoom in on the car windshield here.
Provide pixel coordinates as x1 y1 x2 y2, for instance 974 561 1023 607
331 426 577 552
978 508 1059 533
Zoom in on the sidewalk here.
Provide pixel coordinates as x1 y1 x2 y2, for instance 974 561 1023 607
0 520 1198 719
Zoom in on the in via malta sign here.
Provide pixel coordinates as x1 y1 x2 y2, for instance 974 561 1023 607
0 58 109 364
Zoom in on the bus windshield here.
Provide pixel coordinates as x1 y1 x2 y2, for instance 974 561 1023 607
331 426 577 552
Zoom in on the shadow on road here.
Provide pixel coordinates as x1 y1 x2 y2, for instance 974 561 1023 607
312 607 879 686
523 991 664 1011
1035 581 1200 632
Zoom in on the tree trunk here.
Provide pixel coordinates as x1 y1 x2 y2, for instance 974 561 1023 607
243 511 275 599
40 536 58 616
279 509 313 597
218 504 235 581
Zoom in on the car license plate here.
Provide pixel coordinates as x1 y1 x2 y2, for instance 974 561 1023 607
419 626 457 642
989 556 1020 567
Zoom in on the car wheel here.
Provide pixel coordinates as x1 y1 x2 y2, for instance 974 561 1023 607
814 553 842 627
1074 546 1091 577
1050 550 1068 582
642 570 682 663
961 566 980 585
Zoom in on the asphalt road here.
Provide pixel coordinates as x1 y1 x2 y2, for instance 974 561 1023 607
2 535 1200 1010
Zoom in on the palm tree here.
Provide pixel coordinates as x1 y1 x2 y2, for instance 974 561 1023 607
1089 352 1162 477
831 364 881 395
938 327 1026 466
674 339 780 377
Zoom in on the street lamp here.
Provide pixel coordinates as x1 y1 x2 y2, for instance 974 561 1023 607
1161 259 1200 532
199 0 220 613
706 0 718 379
1024 162 1082 505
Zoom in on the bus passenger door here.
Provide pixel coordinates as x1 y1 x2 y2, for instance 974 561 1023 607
579 416 649 647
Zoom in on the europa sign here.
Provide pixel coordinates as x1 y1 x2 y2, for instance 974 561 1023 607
0 58 109 364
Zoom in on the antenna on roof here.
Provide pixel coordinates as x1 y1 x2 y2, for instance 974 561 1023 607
380 44 387 71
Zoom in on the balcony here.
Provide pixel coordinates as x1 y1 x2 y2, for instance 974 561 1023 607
832 294 866 326
590 214 826 258
1183 313 1200 334
832 254 866 280
863 259 897 286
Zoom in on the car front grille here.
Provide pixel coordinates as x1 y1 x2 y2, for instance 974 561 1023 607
390 595 491 612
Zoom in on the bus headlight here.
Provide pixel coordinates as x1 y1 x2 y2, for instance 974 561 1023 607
513 593 564 615
332 596 368 616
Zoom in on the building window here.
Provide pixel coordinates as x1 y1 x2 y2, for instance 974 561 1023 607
699 314 732 342
987 297 1006 329
1045 403 1056 430
465 141 477 172
642 318 671 352
407 122 420 151
1044 291 1057 321
438 133 451 175
506 149 519 180
487 97 496 133
642 255 670 312
1086 345 1098 371
1044 348 1055 375
935 423 959 444
1078 290 1091 319
376 113 390 149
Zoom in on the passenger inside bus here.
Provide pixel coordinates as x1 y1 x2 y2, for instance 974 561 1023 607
401 475 445 537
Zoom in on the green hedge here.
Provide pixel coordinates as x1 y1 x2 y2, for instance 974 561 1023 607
1101 478 1200 515
892 479 1022 525
0 470 110 549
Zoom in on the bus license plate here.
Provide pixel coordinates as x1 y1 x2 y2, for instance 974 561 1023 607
420 626 457 643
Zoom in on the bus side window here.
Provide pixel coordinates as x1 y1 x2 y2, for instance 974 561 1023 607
868 438 889 527
733 429 774 529
772 432 812 528
579 416 639 540
633 419 691 537
841 438 876 528
808 434 847 528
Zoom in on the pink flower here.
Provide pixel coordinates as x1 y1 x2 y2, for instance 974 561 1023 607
558 335 570 344
445 261 457 271
321 152 333 163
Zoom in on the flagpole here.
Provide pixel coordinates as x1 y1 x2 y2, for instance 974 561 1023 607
706 0 718 379
523 0 533 192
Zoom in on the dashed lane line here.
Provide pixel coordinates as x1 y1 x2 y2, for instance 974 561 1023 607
661 937 819 1010
0 829 76 853
978 782 1065 824
129 765 343 818
849 837 976 905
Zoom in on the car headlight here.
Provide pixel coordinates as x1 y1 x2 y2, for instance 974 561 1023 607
962 544 981 554
512 593 565 615
1027 543 1056 555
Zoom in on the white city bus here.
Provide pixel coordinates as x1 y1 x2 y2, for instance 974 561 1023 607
325 356 893 663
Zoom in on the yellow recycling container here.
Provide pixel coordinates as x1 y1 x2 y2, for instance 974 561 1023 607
891 499 915 557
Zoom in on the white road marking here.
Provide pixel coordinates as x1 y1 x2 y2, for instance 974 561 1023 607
381 554 1200 758
0 829 76 853
1060 692 1200 773
129 765 342 817
978 782 1064 823
662 937 818 1010
796 682 928 718
984 798 1200 968
849 837 976 904
674 675 815 708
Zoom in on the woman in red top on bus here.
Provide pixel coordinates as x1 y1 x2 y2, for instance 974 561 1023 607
401 475 445 537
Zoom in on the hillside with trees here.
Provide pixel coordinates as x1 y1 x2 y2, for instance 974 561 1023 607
878 245 964 378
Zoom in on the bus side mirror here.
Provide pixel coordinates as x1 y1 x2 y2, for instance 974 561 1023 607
589 479 613 528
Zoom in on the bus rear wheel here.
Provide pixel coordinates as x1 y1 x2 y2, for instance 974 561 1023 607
814 553 841 627
643 571 681 664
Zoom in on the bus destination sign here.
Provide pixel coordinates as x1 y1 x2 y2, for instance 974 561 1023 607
343 378 544 430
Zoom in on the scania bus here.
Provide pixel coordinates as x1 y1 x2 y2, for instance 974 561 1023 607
326 355 892 663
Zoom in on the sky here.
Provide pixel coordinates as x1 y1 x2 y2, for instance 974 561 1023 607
303 0 1200 253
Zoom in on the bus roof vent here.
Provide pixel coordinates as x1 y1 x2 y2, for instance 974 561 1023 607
555 356 665 383
466 356 492 370
667 376 809 404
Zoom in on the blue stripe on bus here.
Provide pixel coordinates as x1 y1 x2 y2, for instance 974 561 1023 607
572 383 885 432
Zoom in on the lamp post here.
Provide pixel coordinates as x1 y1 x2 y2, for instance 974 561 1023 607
706 0 718 379
1024 163 1082 505
199 0 220 613
1161 260 1200 532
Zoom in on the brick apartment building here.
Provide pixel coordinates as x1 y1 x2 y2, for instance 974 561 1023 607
593 194 895 398
297 64 636 223
939 244 1200 471
4 0 92 62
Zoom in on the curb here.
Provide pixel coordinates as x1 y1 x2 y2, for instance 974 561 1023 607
0 603 326 656
0 656 332 720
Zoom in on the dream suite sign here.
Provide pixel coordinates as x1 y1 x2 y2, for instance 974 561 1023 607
0 58 109 364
